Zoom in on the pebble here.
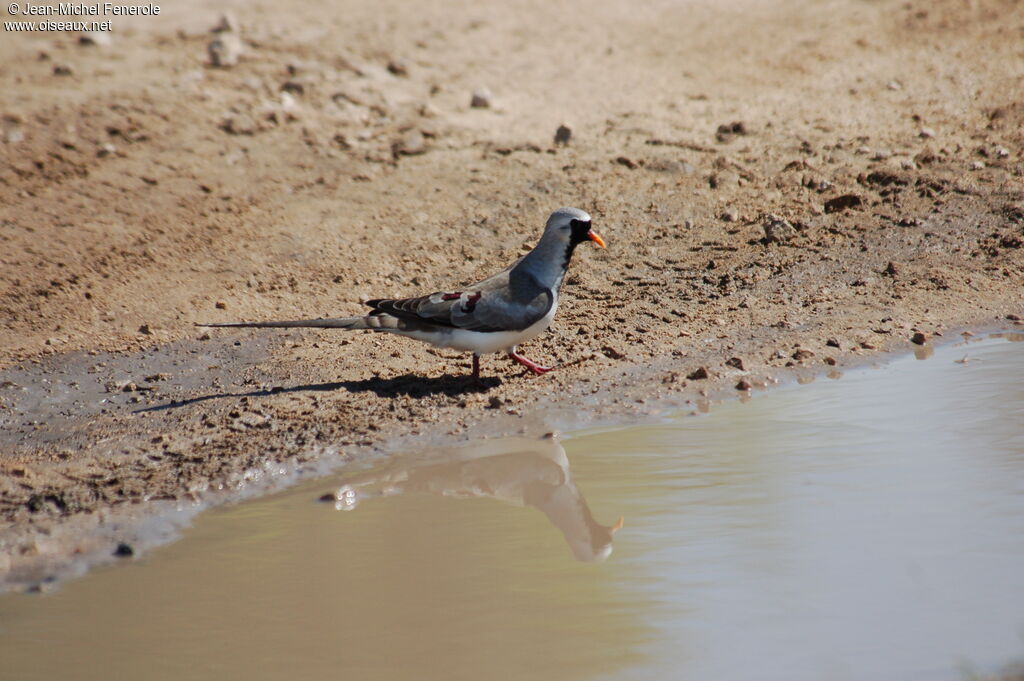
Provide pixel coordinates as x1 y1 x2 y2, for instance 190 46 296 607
470 88 492 108
918 127 935 139
687 367 709 380
763 216 796 242
208 33 243 68
211 13 240 33
53 64 73 76
824 194 862 213
601 345 626 360
970 160 985 171
735 379 752 391
387 59 408 77
393 128 426 156
554 124 572 146
911 331 928 345
725 357 745 370
215 301 227 309
138 324 152 335
715 121 747 143
113 543 134 557
4 123 24 143
615 156 639 169
220 115 257 135
791 348 815 361
78 32 113 47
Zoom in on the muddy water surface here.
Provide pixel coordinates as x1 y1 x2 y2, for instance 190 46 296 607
1 333 1022 681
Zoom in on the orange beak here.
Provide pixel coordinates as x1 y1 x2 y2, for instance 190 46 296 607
588 230 607 248
610 516 625 533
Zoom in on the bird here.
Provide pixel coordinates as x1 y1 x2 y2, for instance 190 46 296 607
197 207 606 379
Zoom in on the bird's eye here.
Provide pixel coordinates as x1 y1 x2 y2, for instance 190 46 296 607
569 219 589 229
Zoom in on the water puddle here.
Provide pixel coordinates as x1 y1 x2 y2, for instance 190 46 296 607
1 333 1022 681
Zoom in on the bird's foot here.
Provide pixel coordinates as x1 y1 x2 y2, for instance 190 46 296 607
508 351 554 375
470 354 481 381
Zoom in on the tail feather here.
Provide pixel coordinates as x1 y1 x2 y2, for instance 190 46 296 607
195 317 370 330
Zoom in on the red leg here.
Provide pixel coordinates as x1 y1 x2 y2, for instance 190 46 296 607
471 354 481 380
507 348 554 375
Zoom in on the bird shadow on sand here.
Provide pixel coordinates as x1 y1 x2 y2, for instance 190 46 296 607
135 373 499 413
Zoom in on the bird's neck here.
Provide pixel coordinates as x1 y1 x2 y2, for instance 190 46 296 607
516 234 576 290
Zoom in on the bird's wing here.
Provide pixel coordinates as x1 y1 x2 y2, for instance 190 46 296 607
366 269 553 333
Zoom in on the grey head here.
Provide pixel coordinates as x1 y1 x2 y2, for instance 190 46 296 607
542 207 605 248
513 207 605 290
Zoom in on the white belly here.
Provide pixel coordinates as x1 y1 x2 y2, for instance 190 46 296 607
397 301 558 355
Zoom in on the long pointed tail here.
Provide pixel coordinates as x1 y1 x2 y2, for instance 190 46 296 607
195 317 370 330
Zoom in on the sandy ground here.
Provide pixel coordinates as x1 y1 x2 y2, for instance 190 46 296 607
1 0 1023 588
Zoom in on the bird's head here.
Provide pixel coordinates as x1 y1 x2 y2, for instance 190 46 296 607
544 207 606 250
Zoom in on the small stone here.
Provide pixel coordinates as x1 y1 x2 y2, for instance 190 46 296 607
886 80 902 90
280 81 304 96
1007 314 1021 321
138 324 152 335
113 543 134 557
720 210 739 223
884 261 900 277
220 115 257 135
824 194 862 213
78 32 113 47
735 379 752 391
994 146 1010 158
911 332 928 345
121 382 138 392
215 301 227 310
687 367 709 380
826 338 840 348
487 395 503 409
393 128 426 156
53 64 73 76
615 156 639 170
3 123 24 144
317 493 336 503
554 124 572 146
763 216 796 242
387 59 408 77
601 346 626 360
470 88 492 108
725 357 745 370
211 13 239 33
824 357 837 366
208 33 243 68
792 348 815 361
918 127 935 139
860 341 876 350
970 160 985 171
715 121 747 142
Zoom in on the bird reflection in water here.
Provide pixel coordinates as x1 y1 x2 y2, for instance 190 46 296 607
322 435 624 562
